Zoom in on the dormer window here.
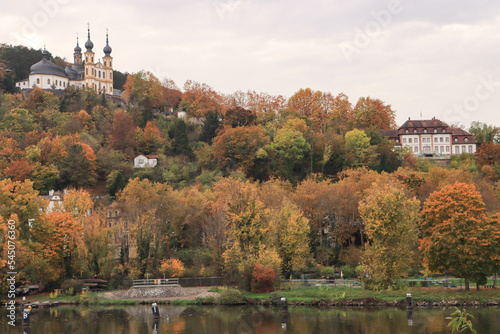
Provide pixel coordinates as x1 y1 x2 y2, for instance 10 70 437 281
454 138 458 143
413 129 417 133
424 129 427 133
434 129 437 133
465 137 468 142
442 129 446 133
405 129 409 133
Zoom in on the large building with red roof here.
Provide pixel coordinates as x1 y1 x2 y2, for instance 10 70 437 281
385 117 476 156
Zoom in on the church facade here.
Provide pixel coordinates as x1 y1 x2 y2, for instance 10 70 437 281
15 27 114 95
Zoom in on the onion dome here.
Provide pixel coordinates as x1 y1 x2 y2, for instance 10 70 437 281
74 37 82 53
30 47 67 77
103 32 112 57
85 27 94 52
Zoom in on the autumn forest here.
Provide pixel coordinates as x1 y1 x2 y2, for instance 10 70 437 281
1 46 500 294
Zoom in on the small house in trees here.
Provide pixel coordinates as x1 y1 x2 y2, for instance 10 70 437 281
133 154 158 168
42 189 65 213
384 117 476 157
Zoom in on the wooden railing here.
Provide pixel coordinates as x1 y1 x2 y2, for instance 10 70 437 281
132 278 179 287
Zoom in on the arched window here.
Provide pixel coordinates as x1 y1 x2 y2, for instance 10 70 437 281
464 137 469 142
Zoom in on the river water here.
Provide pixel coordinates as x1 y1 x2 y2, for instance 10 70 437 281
1 305 499 333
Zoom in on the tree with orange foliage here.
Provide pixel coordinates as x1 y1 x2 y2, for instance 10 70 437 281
225 90 287 124
136 120 165 155
181 80 225 117
122 71 165 109
288 88 333 132
4 158 33 181
352 97 396 130
123 71 166 125
420 182 500 290
110 109 137 158
36 211 85 278
329 92 353 121
212 125 270 177
475 142 500 180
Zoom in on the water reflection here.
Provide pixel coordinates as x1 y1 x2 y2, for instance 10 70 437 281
0 305 499 334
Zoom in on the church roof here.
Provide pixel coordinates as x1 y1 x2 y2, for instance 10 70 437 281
65 64 84 80
30 49 67 77
399 118 449 129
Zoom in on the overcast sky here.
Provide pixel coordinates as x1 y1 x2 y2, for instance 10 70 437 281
1 0 500 128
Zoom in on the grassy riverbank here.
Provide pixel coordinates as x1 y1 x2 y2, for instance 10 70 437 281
16 286 500 307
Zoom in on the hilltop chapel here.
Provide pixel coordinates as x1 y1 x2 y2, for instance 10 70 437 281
15 26 114 95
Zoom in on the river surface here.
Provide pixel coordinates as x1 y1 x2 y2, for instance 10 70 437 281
1 305 499 334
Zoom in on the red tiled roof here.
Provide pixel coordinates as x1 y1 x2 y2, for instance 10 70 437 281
451 128 476 144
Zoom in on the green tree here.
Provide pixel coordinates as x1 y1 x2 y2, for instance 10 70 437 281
169 118 191 155
60 144 97 188
267 127 311 182
200 109 220 144
344 129 371 167
469 121 499 146
359 183 419 289
106 170 127 196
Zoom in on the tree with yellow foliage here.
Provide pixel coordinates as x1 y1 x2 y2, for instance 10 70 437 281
359 183 419 289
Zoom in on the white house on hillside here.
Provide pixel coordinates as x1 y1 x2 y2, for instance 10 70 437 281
384 118 477 157
134 154 158 168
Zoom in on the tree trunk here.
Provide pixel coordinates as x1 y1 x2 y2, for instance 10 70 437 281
494 273 497 288
464 277 470 291
476 280 480 291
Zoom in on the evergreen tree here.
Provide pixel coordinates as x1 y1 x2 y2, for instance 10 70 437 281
200 109 220 144
169 118 191 155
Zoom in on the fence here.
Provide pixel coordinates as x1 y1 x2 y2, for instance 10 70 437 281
131 277 224 288
132 278 179 287
179 277 223 287
281 279 361 289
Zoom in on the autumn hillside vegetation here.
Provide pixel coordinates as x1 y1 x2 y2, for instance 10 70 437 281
1 68 500 296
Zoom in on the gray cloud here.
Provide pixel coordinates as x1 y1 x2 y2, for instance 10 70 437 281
1 0 499 127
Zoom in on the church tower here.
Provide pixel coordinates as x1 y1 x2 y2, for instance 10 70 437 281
102 30 113 95
73 36 82 65
84 25 95 89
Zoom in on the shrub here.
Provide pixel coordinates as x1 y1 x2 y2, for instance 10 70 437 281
251 263 277 293
79 290 90 304
339 265 356 279
215 289 246 305
319 266 335 278
60 279 84 296
339 246 363 267
160 258 185 278
203 295 216 304
269 291 282 305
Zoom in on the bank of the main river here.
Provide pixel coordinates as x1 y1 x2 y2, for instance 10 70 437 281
13 286 500 308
